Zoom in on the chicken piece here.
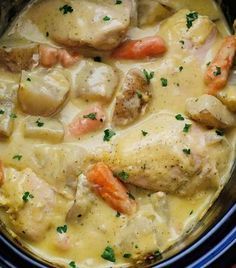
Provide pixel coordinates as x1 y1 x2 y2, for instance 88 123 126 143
104 112 231 196
138 0 172 27
113 68 152 126
87 162 137 215
0 43 39 72
68 105 106 137
24 116 65 142
39 44 80 68
32 144 87 198
185 95 236 128
0 168 56 242
204 36 236 94
18 68 70 116
73 60 118 102
27 0 133 50
66 174 95 223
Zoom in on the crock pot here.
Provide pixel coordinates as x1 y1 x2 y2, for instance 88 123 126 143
0 1 235 267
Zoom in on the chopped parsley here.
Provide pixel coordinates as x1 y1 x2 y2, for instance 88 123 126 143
213 66 221 76
115 0 122 4
186 12 199 29
142 130 148 136
13 154 22 161
10 113 17 119
179 66 183 72
116 211 121 217
123 253 132 258
101 246 116 262
206 61 211 67
143 69 154 84
117 171 129 181
22 192 34 202
189 210 194 215
26 78 31 82
103 16 111 21
59 4 73 14
68 261 77 268
160 77 168 87
175 114 184 121
83 113 97 120
179 40 185 45
183 123 192 133
183 148 191 155
46 32 49 37
136 90 143 99
127 192 135 200
35 118 44 127
216 129 224 136
103 129 116 141
93 56 102 62
153 250 162 260
56 225 68 234
0 109 5 114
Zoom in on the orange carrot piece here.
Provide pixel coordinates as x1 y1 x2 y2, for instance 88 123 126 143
58 49 80 68
111 36 167 60
87 162 137 215
205 36 236 94
69 105 105 137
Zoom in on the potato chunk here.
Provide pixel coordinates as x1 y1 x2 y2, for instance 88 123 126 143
18 69 70 116
24 116 64 142
73 60 118 102
185 95 236 128
217 85 236 112
112 68 151 126
0 43 39 72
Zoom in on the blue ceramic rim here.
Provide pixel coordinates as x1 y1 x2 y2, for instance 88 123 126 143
0 203 235 268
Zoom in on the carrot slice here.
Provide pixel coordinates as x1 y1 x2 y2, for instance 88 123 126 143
111 36 167 60
87 162 136 215
69 105 105 137
204 36 236 94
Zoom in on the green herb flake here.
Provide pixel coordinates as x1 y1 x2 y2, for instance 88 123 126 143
143 69 154 84
35 118 44 127
13 154 22 161
127 192 135 200
46 32 49 37
0 109 5 114
56 224 68 234
183 123 192 133
160 77 168 87
103 16 111 21
215 129 224 136
206 61 211 67
22 192 34 202
213 66 221 76
116 211 121 217
136 90 143 99
101 246 116 262
83 113 97 120
10 113 17 119
189 210 194 215
179 40 185 45
59 4 73 15
183 148 191 155
153 250 163 260
116 0 122 4
186 12 199 29
26 77 31 82
68 261 77 268
123 253 132 258
93 56 102 62
179 66 183 72
117 171 129 181
103 129 116 142
141 130 148 136
175 114 184 121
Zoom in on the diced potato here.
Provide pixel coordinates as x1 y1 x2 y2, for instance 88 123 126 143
18 68 70 116
138 0 172 27
73 60 118 102
24 116 64 142
217 85 236 112
185 94 236 128
0 43 39 72
0 100 15 137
